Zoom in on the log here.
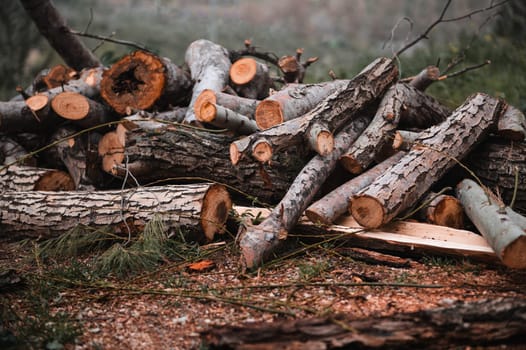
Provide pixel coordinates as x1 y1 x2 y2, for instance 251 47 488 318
19 0 101 70
408 65 440 91
51 91 114 128
456 179 526 269
254 80 349 130
98 117 306 204
497 104 526 141
0 135 36 166
419 192 464 229
100 50 192 115
229 57 272 99
0 183 231 241
277 49 318 83
194 89 259 120
396 83 451 129
230 57 398 163
350 93 504 229
40 64 77 90
466 137 526 214
202 297 526 349
305 151 406 225
184 40 231 123
239 116 370 269
0 94 57 133
0 165 74 192
197 102 259 135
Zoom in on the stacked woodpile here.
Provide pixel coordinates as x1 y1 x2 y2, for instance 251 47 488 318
1 39 525 269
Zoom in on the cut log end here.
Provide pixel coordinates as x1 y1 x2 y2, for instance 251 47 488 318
201 184 232 241
255 100 283 130
101 51 166 114
350 195 385 229
314 130 334 156
502 236 526 269
194 89 217 118
340 155 364 174
230 57 257 85
43 64 76 89
26 94 49 112
197 101 217 123
229 143 241 165
51 91 90 120
428 196 464 229
98 131 125 174
304 209 331 226
278 55 300 73
252 140 273 163
33 170 75 191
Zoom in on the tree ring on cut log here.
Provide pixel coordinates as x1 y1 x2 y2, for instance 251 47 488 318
255 100 283 130
51 91 90 120
98 131 125 174
197 101 217 123
340 155 364 174
34 170 75 191
101 51 166 114
502 236 526 269
26 94 49 112
201 184 232 241
230 57 258 85
252 140 273 163
194 89 217 118
229 143 241 165
350 195 385 229
278 55 300 73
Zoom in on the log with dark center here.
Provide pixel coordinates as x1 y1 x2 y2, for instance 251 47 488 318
202 297 526 349
230 57 398 164
0 183 231 241
239 115 370 269
350 93 504 229
100 51 192 115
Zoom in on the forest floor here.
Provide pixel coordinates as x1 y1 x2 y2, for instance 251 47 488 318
1 230 526 350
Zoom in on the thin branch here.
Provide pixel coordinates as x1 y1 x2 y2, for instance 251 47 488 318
438 60 491 80
441 0 510 22
68 29 152 52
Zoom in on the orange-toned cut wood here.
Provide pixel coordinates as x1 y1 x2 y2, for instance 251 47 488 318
230 57 258 85
34 170 75 191
98 131 125 174
25 94 49 112
197 101 217 123
255 100 283 129
252 140 273 163
194 89 217 117
201 184 232 240
51 91 90 120
42 64 77 89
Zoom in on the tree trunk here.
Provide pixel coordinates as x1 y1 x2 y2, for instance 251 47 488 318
100 50 192 115
254 80 349 130
194 89 259 121
98 116 307 204
197 102 259 135
0 165 74 192
230 57 398 163
456 179 526 269
350 93 504 229
305 151 406 225
229 57 272 99
51 91 114 128
19 0 101 70
184 40 231 123
0 183 231 241
466 137 526 214
419 192 464 229
202 297 526 349
239 116 370 269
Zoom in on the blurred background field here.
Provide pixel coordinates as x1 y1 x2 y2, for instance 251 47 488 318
1 0 524 109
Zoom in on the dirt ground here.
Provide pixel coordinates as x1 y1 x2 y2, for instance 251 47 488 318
1 234 525 350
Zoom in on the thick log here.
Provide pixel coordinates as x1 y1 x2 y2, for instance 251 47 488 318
419 192 464 229
184 40 231 123
19 0 101 70
51 91 114 128
194 89 259 120
100 50 192 115
456 179 526 269
0 183 231 241
202 297 526 349
305 151 406 225
396 83 451 129
0 135 36 166
350 93 504 229
497 104 526 141
229 57 272 99
0 94 58 133
239 116 370 269
0 165 74 192
254 80 348 130
230 57 398 163
197 102 258 135
466 137 526 214
98 117 306 204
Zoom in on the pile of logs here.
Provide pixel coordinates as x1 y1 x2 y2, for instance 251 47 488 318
1 38 525 269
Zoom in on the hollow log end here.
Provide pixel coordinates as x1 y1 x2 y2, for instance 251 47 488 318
101 50 166 114
197 101 217 123
252 140 273 163
26 94 49 112
501 236 526 269
350 195 385 229
51 91 90 120
34 170 76 191
194 89 217 117
201 184 232 241
98 131 125 173
230 57 257 85
340 155 364 175
255 100 283 130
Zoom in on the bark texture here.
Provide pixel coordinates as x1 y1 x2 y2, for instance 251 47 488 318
0 183 231 241
197 102 258 135
202 297 526 349
19 0 101 70
239 116 370 269
194 89 259 120
0 165 74 192
350 93 504 229
497 104 526 141
457 179 526 269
